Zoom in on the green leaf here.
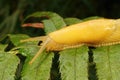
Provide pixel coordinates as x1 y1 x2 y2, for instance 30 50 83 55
0 44 7 52
59 46 89 80
59 17 89 80
64 18 82 25
93 44 120 80
83 16 101 21
42 20 57 34
20 11 65 79
21 46 54 80
0 52 19 80
19 45 38 57
8 34 39 56
24 11 66 30
8 34 30 46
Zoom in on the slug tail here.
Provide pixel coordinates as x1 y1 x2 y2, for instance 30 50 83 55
29 37 51 64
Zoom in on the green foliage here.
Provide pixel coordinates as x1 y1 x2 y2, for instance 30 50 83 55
64 18 82 25
24 12 66 30
59 46 88 80
0 45 19 80
93 45 120 80
0 11 120 80
8 34 54 80
21 51 53 80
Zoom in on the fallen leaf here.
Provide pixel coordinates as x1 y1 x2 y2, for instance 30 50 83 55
22 23 44 28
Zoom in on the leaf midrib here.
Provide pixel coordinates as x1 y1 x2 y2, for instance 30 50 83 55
73 49 77 80
106 47 113 80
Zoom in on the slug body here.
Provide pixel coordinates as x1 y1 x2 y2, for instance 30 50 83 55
21 18 120 64
47 18 120 50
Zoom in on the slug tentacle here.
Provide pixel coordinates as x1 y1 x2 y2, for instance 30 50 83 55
29 36 51 64
20 36 47 43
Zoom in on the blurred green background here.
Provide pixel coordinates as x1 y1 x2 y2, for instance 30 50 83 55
0 0 120 41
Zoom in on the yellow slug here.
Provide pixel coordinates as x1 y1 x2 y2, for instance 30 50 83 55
21 18 120 64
